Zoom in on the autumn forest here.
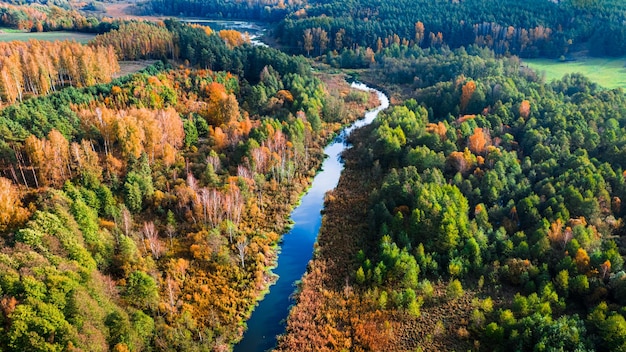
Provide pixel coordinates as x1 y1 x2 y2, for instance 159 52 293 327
1 0 626 351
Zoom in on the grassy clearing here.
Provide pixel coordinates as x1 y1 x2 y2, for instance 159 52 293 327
524 56 626 89
0 30 96 43
115 60 160 78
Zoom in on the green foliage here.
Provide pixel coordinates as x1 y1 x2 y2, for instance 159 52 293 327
123 154 154 213
7 299 77 352
273 0 626 58
355 266 365 285
446 279 463 300
183 118 199 147
346 36 626 350
124 271 159 310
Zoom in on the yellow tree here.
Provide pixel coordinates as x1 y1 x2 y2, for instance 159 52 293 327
0 177 29 232
574 248 590 274
46 129 71 186
24 134 46 187
219 30 249 48
71 139 103 183
115 111 145 159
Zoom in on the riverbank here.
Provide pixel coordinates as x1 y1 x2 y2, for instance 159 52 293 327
275 124 388 350
275 118 478 352
234 81 387 351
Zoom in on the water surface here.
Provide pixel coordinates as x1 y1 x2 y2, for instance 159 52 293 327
181 19 268 47
234 83 389 352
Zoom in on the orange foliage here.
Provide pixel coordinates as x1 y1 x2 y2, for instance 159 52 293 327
468 127 490 154
601 260 611 279
460 81 476 113
447 148 475 174
0 177 30 232
202 82 240 126
91 22 174 60
78 106 184 162
276 89 294 103
211 126 228 150
547 219 572 250
189 23 213 36
24 129 70 187
519 100 531 119
0 40 118 105
104 154 123 179
426 121 447 139
219 29 250 48
457 114 476 123
415 21 425 45
568 217 587 227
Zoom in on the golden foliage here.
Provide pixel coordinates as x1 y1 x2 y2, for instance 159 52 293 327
574 248 590 273
0 40 118 105
91 22 175 60
219 29 250 48
24 129 71 187
189 23 213 36
0 177 29 232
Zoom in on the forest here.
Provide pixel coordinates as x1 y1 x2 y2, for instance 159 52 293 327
2 0 626 351
279 43 626 350
145 0 306 22
0 11 378 351
277 0 626 58
145 0 626 58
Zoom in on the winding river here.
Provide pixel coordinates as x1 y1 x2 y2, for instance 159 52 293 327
234 83 389 352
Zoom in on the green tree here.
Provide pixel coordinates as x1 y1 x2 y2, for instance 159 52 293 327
446 279 463 300
124 271 159 309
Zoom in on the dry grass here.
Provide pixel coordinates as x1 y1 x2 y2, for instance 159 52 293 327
103 2 166 21
115 60 160 78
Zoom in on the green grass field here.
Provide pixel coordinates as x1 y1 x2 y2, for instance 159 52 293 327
0 30 96 44
524 56 626 89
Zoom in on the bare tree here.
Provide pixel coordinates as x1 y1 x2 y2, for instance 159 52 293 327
236 237 248 268
208 188 223 228
165 275 179 313
198 188 210 225
303 29 313 56
122 208 132 235
143 221 164 259
206 152 221 173
166 223 176 248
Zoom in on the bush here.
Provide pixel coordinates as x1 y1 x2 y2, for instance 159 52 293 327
446 279 463 300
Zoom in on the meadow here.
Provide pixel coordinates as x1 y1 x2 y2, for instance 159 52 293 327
0 30 96 43
524 56 626 89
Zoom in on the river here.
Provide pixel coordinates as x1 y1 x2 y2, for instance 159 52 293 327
234 83 390 352
180 18 391 350
180 19 268 47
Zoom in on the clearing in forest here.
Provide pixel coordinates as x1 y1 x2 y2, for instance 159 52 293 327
524 56 626 89
0 30 96 43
